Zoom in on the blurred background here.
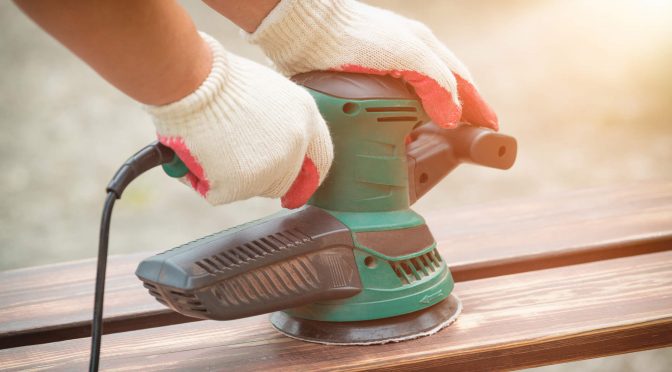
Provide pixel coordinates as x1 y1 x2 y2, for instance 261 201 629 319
1 0 670 370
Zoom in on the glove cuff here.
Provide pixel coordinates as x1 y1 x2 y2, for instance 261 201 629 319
144 32 230 131
245 0 360 75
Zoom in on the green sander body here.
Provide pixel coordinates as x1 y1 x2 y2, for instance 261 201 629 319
136 71 517 344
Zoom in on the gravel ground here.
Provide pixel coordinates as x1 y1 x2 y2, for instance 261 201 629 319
1 0 670 370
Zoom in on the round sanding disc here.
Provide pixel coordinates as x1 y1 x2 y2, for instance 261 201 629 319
270 293 462 345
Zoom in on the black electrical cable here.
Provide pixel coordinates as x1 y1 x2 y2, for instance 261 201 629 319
89 141 176 372
89 191 116 372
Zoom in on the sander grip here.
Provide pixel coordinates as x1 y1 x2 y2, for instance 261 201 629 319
407 124 517 204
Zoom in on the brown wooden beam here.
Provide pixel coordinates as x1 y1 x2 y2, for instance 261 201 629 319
1 182 670 349
2 250 671 371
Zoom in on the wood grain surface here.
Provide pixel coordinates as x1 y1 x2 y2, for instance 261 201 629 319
2 250 671 371
1 182 670 349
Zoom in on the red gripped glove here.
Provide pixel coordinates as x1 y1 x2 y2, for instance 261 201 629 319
146 33 333 208
247 0 498 131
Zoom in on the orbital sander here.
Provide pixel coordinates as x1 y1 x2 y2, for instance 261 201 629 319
90 71 517 370
135 71 517 344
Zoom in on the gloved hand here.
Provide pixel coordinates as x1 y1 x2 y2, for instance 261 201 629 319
146 33 333 208
247 0 498 131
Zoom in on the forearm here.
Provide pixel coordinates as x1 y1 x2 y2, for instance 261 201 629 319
202 0 280 33
14 0 210 105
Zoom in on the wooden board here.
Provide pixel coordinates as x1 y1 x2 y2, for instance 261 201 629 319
2 250 671 371
1 182 671 348
0 252 199 349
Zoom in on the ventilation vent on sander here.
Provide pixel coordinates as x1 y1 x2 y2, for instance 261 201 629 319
136 206 363 320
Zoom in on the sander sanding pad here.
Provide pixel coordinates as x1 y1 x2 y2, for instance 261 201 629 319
270 293 462 345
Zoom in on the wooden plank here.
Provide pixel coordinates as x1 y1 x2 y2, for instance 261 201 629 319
1 182 670 348
2 250 671 371
429 181 672 280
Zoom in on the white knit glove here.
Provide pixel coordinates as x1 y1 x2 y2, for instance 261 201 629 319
146 33 333 208
247 0 498 131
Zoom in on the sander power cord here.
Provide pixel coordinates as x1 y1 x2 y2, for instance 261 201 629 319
90 141 176 372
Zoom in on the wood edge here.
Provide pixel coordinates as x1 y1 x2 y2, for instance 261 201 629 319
0 252 148 277
0 310 196 349
422 180 672 221
450 234 672 282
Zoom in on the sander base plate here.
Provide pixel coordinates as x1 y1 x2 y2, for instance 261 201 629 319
270 293 462 345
